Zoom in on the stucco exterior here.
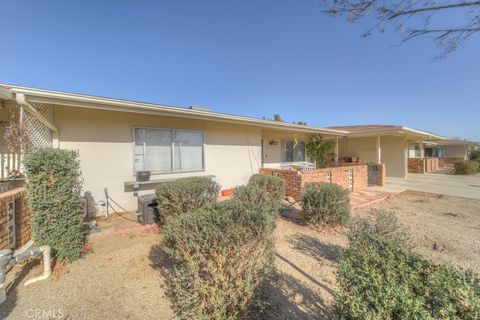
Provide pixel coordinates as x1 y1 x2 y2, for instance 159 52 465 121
339 136 407 178
54 106 263 212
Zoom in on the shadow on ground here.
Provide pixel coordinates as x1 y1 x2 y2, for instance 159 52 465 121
0 259 40 320
287 233 343 262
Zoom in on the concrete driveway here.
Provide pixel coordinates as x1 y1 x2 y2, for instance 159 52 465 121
372 172 480 200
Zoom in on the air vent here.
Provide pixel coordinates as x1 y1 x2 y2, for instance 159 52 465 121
189 105 211 112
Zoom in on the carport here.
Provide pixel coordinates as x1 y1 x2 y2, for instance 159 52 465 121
329 125 444 178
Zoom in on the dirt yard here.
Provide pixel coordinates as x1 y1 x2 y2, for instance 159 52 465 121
1 191 479 319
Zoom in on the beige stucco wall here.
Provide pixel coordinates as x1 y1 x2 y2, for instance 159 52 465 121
339 136 407 178
54 106 262 212
261 131 312 167
442 145 467 158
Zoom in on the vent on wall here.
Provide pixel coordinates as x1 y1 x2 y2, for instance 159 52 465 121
189 105 211 112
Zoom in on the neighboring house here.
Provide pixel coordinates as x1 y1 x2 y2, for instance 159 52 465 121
328 125 444 177
424 139 479 160
0 84 346 212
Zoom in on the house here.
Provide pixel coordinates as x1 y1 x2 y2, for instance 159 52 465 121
1 85 446 213
328 125 444 177
425 139 479 160
0 84 349 212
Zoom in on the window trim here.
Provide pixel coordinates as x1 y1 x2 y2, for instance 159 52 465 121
132 126 205 175
281 139 306 163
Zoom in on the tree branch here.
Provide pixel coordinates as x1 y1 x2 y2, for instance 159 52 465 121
387 1 480 20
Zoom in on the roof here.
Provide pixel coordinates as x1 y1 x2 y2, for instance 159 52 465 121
0 84 347 137
327 124 444 140
435 139 479 146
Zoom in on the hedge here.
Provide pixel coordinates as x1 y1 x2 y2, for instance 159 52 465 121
454 160 479 175
155 176 220 216
163 199 276 319
23 148 84 261
301 182 350 226
234 174 286 214
335 211 480 319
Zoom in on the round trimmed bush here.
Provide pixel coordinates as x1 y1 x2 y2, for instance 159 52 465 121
247 174 286 202
163 199 276 319
301 182 350 225
454 160 479 175
335 211 480 319
155 176 220 216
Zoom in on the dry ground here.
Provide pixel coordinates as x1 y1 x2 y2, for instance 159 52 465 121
1 191 479 319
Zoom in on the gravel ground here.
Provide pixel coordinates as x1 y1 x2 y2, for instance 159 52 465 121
2 191 478 319
357 190 480 273
0 233 175 320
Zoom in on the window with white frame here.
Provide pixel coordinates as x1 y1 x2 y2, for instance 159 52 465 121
134 128 204 173
281 140 305 162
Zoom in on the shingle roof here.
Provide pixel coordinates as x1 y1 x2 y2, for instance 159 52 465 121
435 139 479 146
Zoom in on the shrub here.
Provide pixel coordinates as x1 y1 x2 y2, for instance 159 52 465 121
469 150 480 161
156 176 220 216
454 160 479 175
163 200 276 319
23 148 83 261
247 174 286 201
234 185 281 215
301 182 350 226
335 211 480 319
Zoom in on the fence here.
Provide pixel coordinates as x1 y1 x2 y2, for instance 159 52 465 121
1 153 21 180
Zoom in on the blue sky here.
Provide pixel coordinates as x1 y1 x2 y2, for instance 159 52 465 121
1 0 479 140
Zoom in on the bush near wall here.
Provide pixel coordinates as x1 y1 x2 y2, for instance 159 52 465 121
301 182 350 226
234 174 286 214
156 176 220 216
247 174 286 202
335 212 480 319
164 199 276 320
454 160 480 175
23 148 83 261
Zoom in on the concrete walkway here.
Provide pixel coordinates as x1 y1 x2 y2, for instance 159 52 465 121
371 172 480 200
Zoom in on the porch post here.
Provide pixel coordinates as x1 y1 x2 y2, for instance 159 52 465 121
419 142 424 158
376 135 381 164
334 137 339 162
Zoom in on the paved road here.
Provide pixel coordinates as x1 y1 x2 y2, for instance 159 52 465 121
371 172 480 200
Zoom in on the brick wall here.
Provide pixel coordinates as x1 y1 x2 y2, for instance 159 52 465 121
409 158 440 173
439 157 464 167
0 188 32 250
260 164 369 201
408 158 425 173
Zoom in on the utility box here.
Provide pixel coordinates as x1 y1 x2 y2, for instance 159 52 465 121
137 194 159 225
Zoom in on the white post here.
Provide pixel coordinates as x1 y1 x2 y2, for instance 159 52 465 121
419 142 424 159
376 135 381 164
334 137 339 163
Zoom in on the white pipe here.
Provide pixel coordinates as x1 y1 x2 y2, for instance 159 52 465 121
24 246 51 286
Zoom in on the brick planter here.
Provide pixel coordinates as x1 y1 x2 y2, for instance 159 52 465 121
0 187 32 250
260 164 369 201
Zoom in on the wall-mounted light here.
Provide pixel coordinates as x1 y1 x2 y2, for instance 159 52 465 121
269 140 278 146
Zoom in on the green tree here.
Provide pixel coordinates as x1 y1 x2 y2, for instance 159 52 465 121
273 114 284 122
306 134 336 167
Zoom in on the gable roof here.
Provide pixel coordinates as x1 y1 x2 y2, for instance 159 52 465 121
0 84 347 137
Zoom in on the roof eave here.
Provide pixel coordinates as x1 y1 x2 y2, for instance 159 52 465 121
2 84 347 136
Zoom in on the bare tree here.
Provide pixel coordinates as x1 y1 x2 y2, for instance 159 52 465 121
320 0 480 57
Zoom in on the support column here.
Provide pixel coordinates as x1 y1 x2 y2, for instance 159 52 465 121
419 142 424 159
376 135 381 164
334 137 339 163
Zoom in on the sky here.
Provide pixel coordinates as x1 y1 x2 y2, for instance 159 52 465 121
1 0 479 140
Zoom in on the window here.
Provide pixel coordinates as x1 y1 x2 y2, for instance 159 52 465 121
281 140 305 162
134 128 204 173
